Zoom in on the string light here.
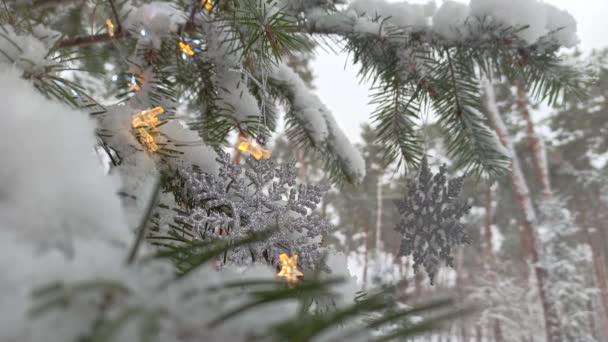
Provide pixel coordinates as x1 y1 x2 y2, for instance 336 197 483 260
179 41 195 56
137 128 159 152
106 19 115 37
277 253 303 283
202 0 212 12
132 106 163 129
127 74 141 92
132 106 164 153
236 135 271 160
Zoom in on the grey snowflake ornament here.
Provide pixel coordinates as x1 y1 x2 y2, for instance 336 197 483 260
394 156 471 284
177 151 332 272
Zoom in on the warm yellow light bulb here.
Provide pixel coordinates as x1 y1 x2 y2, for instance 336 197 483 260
179 41 195 56
237 136 250 152
277 253 303 283
132 106 164 130
236 136 271 160
106 19 115 37
127 74 142 92
137 128 159 152
202 0 212 12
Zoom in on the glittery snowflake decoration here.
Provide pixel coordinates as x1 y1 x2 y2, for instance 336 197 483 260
177 151 331 272
394 156 471 284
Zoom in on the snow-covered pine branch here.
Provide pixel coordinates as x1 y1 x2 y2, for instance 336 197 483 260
16 0 586 179
271 62 366 183
303 0 577 48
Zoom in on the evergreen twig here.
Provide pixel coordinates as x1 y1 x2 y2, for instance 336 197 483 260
126 177 162 265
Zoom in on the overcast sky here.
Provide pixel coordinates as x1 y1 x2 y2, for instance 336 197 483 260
310 0 608 144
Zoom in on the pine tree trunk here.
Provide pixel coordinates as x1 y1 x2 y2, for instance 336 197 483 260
581 201 608 340
594 192 608 272
415 269 424 297
484 185 496 268
587 299 600 341
375 175 382 250
493 319 504 342
515 81 551 197
483 184 504 341
362 225 370 290
476 324 483 342
460 320 468 342
483 79 562 342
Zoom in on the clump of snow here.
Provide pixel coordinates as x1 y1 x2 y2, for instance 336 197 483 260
432 0 469 40
97 104 159 229
348 0 435 29
123 1 187 36
305 8 384 37
308 0 578 47
0 26 55 76
200 17 261 124
161 119 219 175
469 0 577 46
543 3 578 48
271 63 329 143
469 0 548 44
0 66 127 249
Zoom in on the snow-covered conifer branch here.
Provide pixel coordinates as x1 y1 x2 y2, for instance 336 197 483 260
271 62 365 183
291 0 581 176
8 0 584 181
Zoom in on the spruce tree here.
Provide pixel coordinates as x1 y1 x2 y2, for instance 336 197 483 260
0 0 593 341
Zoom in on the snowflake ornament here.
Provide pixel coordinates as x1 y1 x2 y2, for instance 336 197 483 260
177 151 331 272
394 156 471 284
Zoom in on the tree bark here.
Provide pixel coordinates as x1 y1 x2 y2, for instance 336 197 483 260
515 81 551 197
483 79 562 342
484 185 496 268
475 324 483 342
587 299 600 341
483 184 505 341
493 319 504 342
580 201 608 340
375 175 382 250
362 225 370 291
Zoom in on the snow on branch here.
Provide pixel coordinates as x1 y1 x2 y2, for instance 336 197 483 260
0 66 127 248
122 1 188 37
201 17 261 125
0 26 54 75
271 62 365 182
303 0 577 47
